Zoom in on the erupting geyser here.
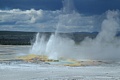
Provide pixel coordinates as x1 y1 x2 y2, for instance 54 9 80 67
30 0 120 61
30 0 78 60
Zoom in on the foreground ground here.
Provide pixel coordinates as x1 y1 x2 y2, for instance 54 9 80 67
0 62 120 80
0 45 120 80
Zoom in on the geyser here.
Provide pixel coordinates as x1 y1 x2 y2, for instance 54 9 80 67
30 0 120 61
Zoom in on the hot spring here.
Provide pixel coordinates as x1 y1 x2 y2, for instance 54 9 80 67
30 0 120 61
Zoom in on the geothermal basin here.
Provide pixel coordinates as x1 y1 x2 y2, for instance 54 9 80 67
0 44 120 80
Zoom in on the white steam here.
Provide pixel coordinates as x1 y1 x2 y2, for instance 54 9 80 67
30 33 46 54
29 0 120 61
30 10 120 61
62 0 75 14
78 10 120 60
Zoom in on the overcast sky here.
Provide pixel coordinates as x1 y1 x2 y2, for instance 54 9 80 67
0 0 120 32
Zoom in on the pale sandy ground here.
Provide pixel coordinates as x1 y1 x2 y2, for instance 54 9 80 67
0 63 120 80
0 45 120 80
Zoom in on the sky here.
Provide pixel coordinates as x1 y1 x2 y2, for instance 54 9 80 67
0 0 120 32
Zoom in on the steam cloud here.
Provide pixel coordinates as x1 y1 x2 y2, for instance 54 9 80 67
30 10 120 61
30 0 120 61
79 10 120 60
